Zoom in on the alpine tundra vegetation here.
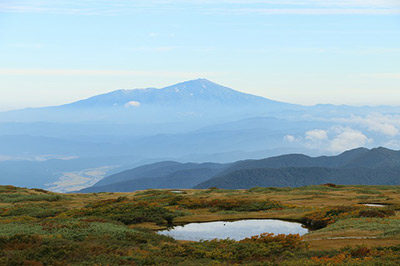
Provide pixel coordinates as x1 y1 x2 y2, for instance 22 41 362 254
2 185 400 265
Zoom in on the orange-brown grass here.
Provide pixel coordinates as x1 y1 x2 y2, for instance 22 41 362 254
2 185 400 251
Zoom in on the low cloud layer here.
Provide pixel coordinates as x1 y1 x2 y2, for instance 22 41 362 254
293 113 400 153
305 129 328 141
284 135 296 142
333 113 400 137
292 126 374 154
329 127 372 153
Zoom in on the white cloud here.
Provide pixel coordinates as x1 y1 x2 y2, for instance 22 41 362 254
124 101 141 107
284 135 296 142
384 140 400 150
334 113 400 137
305 129 328 141
372 123 399 137
302 129 329 150
300 126 374 153
1 0 399 15
329 127 372 153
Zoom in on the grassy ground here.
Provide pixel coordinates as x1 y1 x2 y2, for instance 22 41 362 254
2 184 400 265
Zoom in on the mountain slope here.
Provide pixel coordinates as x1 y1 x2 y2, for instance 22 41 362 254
63 79 287 108
194 166 400 189
82 161 229 192
93 161 183 187
213 147 370 177
195 147 400 189
80 167 222 193
80 147 400 192
341 147 400 169
194 167 333 189
0 79 298 124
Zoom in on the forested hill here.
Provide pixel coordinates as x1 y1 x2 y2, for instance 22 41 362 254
80 147 400 192
195 147 400 189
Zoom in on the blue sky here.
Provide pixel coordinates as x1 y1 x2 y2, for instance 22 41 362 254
0 0 399 110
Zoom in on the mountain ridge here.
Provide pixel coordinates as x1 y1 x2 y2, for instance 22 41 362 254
60 78 291 109
78 147 400 193
0 78 299 124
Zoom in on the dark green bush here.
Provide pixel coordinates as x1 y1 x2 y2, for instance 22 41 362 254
1 204 65 218
359 208 395 218
0 193 66 203
75 198 180 225
180 197 284 212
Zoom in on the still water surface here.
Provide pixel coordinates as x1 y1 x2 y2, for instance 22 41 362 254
363 203 386 207
159 219 308 241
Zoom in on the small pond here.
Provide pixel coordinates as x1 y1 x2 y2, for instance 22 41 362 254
170 190 185 194
158 219 308 241
362 203 386 207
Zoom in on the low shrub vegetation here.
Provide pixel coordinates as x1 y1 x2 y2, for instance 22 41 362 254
1 185 400 265
0 193 66 203
73 197 181 225
178 197 285 212
302 206 396 230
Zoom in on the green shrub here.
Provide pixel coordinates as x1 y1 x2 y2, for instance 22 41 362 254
0 193 66 203
248 187 291 193
356 189 382 195
74 198 181 225
1 204 66 218
0 223 45 236
179 197 285 212
302 206 359 229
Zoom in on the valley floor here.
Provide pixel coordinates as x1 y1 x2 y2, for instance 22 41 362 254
1 184 400 265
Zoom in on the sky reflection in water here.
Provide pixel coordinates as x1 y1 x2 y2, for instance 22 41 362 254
159 219 308 241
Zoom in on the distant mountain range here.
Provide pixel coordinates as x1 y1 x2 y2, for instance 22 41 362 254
195 147 400 189
0 79 399 192
1 78 396 125
65 78 283 108
0 79 297 124
79 147 400 192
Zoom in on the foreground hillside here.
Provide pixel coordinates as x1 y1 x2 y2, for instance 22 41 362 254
2 185 400 265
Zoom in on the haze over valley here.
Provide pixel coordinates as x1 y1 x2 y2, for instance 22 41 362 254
1 79 399 192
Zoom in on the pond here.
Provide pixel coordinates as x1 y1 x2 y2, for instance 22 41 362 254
170 190 185 194
362 203 386 207
158 219 309 241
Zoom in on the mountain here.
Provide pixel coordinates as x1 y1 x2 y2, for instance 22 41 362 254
79 161 228 193
0 115 330 191
195 147 400 189
214 147 371 175
94 161 185 187
1 79 400 191
194 166 400 189
79 168 223 193
65 78 282 108
79 147 400 192
340 147 400 169
0 79 297 124
195 167 333 189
